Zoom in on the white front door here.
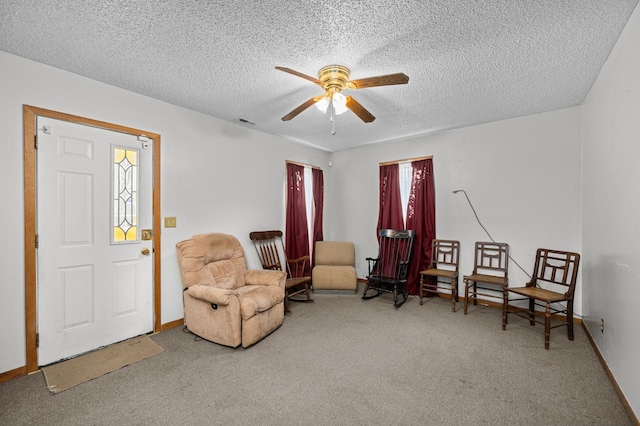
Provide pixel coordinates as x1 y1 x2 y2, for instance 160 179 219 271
36 117 154 366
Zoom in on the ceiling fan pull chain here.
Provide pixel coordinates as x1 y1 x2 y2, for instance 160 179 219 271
329 100 337 135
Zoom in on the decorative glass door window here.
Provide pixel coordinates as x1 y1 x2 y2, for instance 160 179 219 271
112 147 138 243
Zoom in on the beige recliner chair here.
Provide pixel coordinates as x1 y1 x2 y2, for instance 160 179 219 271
176 233 286 348
312 241 357 293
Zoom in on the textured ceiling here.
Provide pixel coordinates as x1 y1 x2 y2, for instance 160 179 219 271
1 1 638 152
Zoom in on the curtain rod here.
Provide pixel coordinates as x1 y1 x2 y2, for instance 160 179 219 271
286 160 322 170
379 155 432 166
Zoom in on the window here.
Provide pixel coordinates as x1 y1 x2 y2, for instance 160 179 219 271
399 160 412 224
112 147 138 243
304 165 314 254
285 161 324 274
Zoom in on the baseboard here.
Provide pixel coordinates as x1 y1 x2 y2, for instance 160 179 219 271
0 365 27 384
582 322 639 425
161 318 185 331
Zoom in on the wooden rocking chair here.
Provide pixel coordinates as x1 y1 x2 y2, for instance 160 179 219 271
249 230 313 313
362 229 415 308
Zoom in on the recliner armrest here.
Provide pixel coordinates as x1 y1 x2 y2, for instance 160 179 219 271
187 284 236 306
244 269 286 289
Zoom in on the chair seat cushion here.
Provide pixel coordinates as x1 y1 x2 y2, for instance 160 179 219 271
236 285 284 320
508 286 568 302
464 273 507 286
312 265 357 291
286 276 311 290
421 268 458 279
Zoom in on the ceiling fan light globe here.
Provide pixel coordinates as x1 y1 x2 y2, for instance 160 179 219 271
315 96 330 113
332 92 348 115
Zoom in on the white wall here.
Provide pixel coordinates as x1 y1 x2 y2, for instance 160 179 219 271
331 108 583 306
581 2 640 416
0 51 330 374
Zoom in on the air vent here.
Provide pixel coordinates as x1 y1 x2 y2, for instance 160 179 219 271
237 118 256 125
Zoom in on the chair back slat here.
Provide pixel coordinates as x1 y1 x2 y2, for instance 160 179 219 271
249 230 285 272
472 241 509 278
429 239 460 271
249 230 311 278
372 229 415 280
530 249 580 295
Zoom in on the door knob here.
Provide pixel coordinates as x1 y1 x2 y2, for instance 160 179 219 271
141 248 150 256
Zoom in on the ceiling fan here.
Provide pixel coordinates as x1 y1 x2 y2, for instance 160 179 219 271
275 65 409 126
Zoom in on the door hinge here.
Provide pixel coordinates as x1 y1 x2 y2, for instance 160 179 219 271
36 333 40 348
35 234 39 249
34 134 38 150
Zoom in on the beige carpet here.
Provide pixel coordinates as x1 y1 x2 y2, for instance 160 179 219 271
41 335 163 394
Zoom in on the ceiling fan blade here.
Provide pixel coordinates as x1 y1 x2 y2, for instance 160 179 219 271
345 96 375 123
275 66 321 85
281 97 321 121
347 73 409 89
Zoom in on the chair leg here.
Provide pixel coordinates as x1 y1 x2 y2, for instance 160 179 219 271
463 279 469 315
362 281 383 300
393 285 398 307
392 283 408 309
502 289 507 330
472 282 477 306
528 298 536 326
567 302 574 341
304 284 314 302
544 303 551 350
362 282 370 299
284 292 291 315
451 278 456 312
419 275 424 305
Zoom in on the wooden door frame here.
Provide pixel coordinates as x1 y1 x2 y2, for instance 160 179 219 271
23 105 162 373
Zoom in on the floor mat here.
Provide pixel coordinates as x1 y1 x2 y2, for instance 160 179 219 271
41 335 163 394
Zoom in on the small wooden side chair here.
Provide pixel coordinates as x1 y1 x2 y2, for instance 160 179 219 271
463 242 509 315
249 230 313 313
503 248 580 350
419 239 460 312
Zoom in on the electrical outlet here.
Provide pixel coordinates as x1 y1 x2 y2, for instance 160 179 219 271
164 216 177 228
600 318 605 334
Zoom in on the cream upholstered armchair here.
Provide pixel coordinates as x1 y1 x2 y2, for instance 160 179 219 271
176 233 286 348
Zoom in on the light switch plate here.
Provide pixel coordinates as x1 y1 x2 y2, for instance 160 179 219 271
164 217 177 228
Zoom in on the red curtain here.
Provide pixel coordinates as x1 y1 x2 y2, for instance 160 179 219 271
377 163 405 235
311 168 324 267
405 159 436 295
285 163 310 273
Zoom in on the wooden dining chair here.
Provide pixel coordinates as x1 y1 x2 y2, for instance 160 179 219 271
503 248 580 350
419 239 460 312
463 242 510 315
